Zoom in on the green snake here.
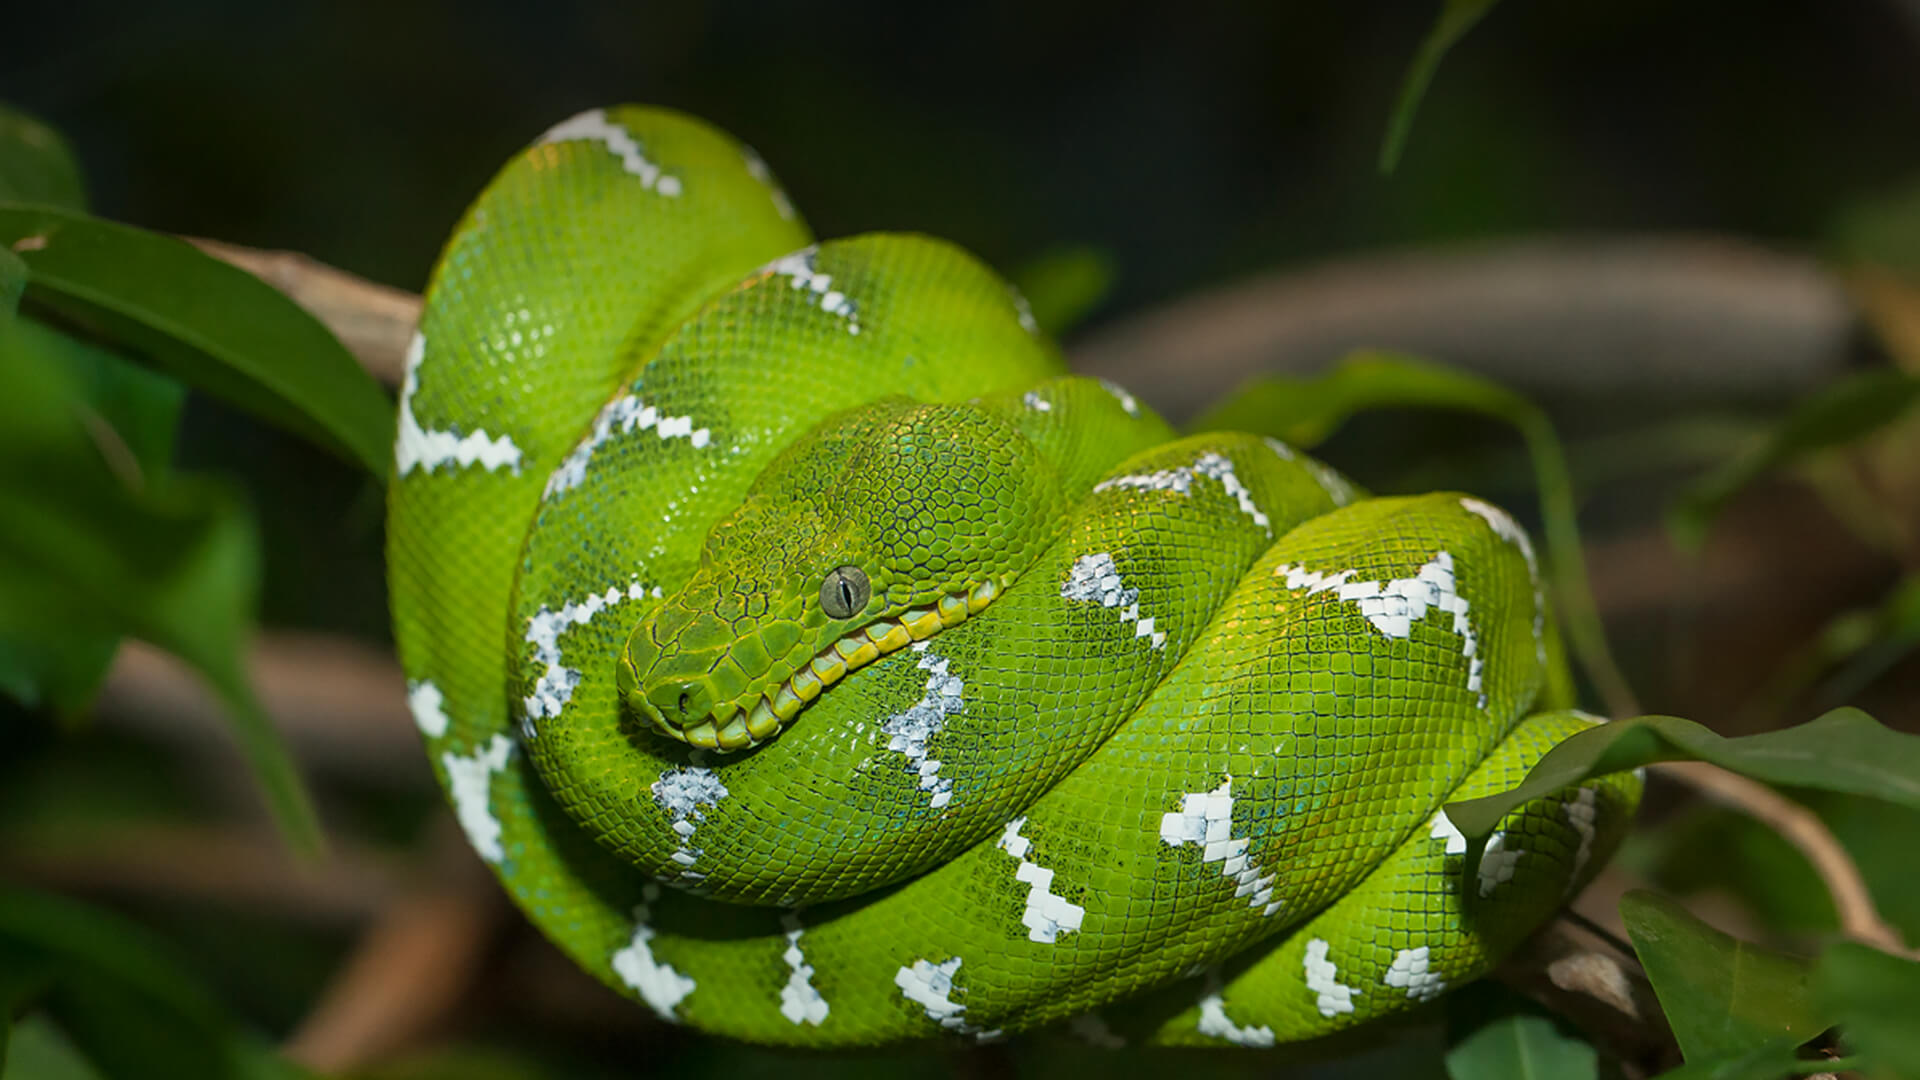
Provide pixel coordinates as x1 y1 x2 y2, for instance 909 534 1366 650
386 105 1641 1048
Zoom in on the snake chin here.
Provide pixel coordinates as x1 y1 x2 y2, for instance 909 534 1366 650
644 576 1005 753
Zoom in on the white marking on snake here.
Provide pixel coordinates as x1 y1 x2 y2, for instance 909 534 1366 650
612 883 696 1021
1009 286 1040 335
1276 551 1486 707
996 817 1086 943
895 957 983 1034
1264 436 1296 460
1303 938 1359 1017
1429 809 1468 855
777 914 829 1025
546 393 711 499
523 581 659 727
879 651 964 809
1268 437 1357 506
651 766 728 882
765 246 861 334
1461 496 1546 664
395 332 523 476
1384 946 1447 1002
442 735 513 863
1067 1012 1126 1049
1159 777 1282 915
741 145 796 220
1096 378 1141 416
1094 452 1271 535
1022 390 1052 412
1565 786 1598 882
1478 831 1525 897
407 679 449 738
540 109 681 196
1196 988 1277 1047
1062 552 1167 649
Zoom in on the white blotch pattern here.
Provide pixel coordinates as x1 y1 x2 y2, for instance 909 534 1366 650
523 581 660 727
1461 496 1545 664
652 766 728 883
541 109 681 196
1565 786 1598 882
1158 778 1281 915
1010 287 1040 335
1197 989 1277 1048
1478 831 1525 897
1430 809 1467 855
765 247 861 334
1266 437 1358 506
740 145 796 220
1093 451 1272 535
1097 378 1141 416
1022 390 1053 412
1061 552 1166 649
395 333 523 476
879 650 965 809
546 393 711 500
612 883 697 1021
1067 1012 1126 1049
895 957 982 1035
442 735 513 863
408 678 449 738
1383 946 1447 1002
777 915 829 1025
1276 551 1486 708
1264 436 1296 460
1303 938 1359 1018
996 818 1086 943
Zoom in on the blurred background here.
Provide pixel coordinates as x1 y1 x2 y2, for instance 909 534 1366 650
4 1 1919 1076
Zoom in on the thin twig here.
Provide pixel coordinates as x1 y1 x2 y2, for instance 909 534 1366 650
1649 760 1910 954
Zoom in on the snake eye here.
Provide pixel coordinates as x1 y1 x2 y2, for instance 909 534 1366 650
820 565 870 619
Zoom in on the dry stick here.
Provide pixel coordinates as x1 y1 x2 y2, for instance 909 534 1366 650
1648 761 1910 955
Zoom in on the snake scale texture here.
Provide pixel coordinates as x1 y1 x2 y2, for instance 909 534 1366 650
386 105 1641 1048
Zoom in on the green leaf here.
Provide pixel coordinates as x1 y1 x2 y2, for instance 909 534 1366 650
1620 891 1830 1063
1649 1044 1839 1080
1816 943 1920 1078
1444 1011 1597 1080
1667 369 1920 552
0 344 320 851
1191 349 1637 718
1446 710 1920 864
1379 0 1503 174
0 204 393 477
4 1015 111 1080
0 104 87 211
1009 245 1116 338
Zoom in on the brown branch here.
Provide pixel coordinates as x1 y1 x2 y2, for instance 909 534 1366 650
1649 760 1911 955
1496 910 1676 1074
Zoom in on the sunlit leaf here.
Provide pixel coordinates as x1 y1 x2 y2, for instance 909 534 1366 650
1010 245 1115 338
1816 944 1920 1078
1192 349 1636 717
0 204 392 477
0 104 87 211
1667 370 1920 552
0 345 319 851
1379 0 1503 173
1620 891 1830 1063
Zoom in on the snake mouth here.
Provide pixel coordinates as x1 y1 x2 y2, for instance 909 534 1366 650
659 577 1004 752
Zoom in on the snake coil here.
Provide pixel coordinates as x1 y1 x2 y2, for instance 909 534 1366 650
387 106 1640 1048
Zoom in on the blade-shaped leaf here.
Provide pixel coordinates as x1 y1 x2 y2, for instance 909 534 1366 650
0 342 319 851
1446 710 1920 860
1444 1011 1597 1080
1667 369 1920 552
1379 0 1504 174
1815 943 1920 1078
1620 891 1830 1063
0 104 87 211
0 204 393 477
1191 349 1636 717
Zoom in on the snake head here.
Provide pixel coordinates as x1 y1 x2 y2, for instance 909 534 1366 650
618 398 1064 751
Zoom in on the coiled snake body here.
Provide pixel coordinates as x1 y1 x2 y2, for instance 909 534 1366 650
387 106 1640 1047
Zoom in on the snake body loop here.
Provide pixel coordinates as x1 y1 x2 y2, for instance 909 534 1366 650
388 106 1640 1047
